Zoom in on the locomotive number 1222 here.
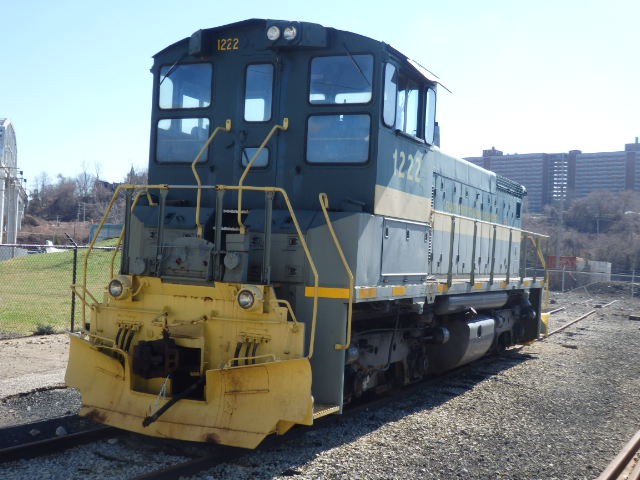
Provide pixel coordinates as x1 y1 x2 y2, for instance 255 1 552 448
392 149 424 183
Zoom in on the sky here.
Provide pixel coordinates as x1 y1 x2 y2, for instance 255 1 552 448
1 0 639 188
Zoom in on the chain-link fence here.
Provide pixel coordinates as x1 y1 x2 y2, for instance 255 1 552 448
529 267 639 297
2 242 636 338
0 243 119 338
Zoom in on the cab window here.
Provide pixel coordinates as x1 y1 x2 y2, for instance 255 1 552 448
242 147 269 168
156 118 210 163
424 87 436 144
306 114 370 164
383 66 422 138
309 55 373 104
383 64 397 127
244 64 274 122
396 76 419 137
159 63 212 110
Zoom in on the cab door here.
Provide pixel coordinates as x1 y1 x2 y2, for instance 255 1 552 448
209 50 281 207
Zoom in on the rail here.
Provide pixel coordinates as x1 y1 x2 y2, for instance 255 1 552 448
597 429 640 480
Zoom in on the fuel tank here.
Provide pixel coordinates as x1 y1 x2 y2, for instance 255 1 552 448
427 315 496 374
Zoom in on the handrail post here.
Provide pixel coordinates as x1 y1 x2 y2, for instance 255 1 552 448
155 189 168 276
83 183 127 329
529 236 546 282
191 119 232 238
237 118 288 234
447 215 456 287
111 189 156 278
469 220 478 285
121 189 133 275
319 193 354 351
506 228 513 283
262 191 274 284
214 188 225 281
489 225 497 285
219 184 318 358
520 233 527 283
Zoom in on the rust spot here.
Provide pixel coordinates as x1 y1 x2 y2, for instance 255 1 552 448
203 297 213 302
84 408 107 423
204 432 221 444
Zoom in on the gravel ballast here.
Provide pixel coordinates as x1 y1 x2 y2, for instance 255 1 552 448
1 289 639 479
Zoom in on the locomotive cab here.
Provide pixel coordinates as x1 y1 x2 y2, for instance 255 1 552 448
66 19 545 449
147 19 442 215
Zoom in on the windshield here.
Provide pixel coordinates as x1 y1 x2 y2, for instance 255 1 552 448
309 54 373 104
159 63 212 109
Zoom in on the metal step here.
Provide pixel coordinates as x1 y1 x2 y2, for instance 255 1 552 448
223 209 249 214
211 226 240 231
312 403 340 419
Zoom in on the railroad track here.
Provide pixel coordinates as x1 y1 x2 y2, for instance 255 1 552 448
544 299 617 338
131 349 531 479
597 430 640 480
544 300 640 480
0 348 528 478
2 301 620 478
0 418 117 462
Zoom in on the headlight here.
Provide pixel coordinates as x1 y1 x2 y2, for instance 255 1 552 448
109 279 124 298
237 289 255 309
266 25 281 41
283 25 297 41
108 275 132 299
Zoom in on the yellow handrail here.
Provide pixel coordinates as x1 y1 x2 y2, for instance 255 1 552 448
430 208 548 238
529 235 550 310
219 183 319 359
237 118 288 234
192 119 232 238
82 184 170 329
71 284 100 308
276 299 299 324
110 190 157 278
86 183 316 359
318 193 354 350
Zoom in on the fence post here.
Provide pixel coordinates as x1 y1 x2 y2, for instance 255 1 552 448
632 270 635 299
65 233 78 332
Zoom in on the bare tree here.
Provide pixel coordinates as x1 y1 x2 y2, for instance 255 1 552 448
76 161 95 201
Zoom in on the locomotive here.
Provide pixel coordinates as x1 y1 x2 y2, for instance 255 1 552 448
66 19 545 449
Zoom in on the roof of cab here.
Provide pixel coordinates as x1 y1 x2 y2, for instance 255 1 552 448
152 18 444 88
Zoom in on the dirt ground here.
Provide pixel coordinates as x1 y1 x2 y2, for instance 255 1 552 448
0 334 68 398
